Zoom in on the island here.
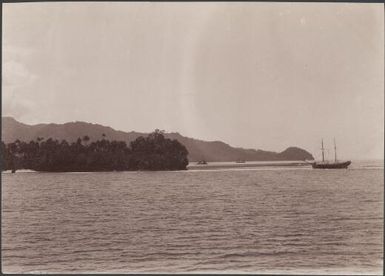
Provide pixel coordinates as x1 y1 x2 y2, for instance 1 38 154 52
1 130 189 172
1 117 315 163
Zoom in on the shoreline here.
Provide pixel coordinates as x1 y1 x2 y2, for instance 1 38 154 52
2 161 311 173
187 160 311 170
2 160 383 173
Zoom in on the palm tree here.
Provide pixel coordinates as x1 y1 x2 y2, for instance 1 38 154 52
82 135 90 145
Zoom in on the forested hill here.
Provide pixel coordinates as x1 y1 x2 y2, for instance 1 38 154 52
2 117 314 161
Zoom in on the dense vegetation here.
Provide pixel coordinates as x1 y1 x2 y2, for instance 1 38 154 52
1 130 189 172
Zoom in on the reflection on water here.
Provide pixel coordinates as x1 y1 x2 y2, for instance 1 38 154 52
2 161 383 274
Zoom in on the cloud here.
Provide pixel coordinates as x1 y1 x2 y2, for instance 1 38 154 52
3 60 37 87
3 43 37 85
3 44 33 59
300 16 306 25
2 46 38 120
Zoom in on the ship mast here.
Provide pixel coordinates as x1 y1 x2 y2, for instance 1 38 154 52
334 138 337 162
321 139 325 162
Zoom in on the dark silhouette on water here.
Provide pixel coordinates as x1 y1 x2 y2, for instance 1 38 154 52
1 130 189 172
311 139 351 169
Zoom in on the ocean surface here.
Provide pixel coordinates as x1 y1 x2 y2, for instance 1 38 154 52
2 160 383 274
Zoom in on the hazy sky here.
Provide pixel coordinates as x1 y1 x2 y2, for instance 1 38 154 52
3 2 384 160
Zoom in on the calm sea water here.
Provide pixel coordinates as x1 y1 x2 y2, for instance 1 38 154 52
2 161 383 274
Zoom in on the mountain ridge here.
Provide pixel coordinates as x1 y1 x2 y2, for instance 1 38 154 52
1 117 314 162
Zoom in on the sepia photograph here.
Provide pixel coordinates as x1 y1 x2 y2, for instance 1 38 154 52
1 1 384 274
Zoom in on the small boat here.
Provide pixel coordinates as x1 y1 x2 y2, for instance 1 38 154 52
311 139 351 169
235 160 246 163
197 160 207 165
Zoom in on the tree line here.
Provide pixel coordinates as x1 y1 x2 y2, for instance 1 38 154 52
1 130 189 172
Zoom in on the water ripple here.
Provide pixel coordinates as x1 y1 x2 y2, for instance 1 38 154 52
2 165 383 274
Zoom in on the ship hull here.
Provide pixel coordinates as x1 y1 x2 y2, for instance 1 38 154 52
312 161 351 169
